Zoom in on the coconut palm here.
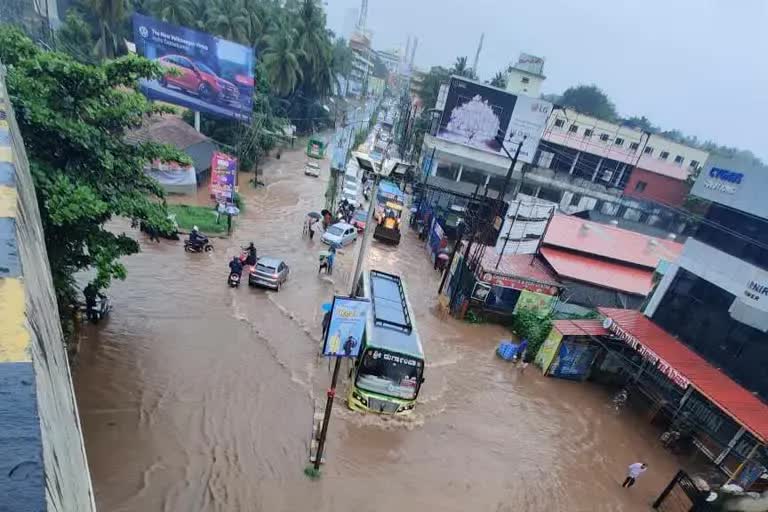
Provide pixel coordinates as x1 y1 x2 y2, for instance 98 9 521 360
205 0 250 44
262 29 304 96
154 0 193 26
85 0 126 58
489 71 507 89
451 56 477 79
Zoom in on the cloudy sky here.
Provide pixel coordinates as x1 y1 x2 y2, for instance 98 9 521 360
326 0 767 160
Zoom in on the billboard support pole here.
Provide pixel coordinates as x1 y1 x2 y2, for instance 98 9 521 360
313 355 341 471
194 111 201 132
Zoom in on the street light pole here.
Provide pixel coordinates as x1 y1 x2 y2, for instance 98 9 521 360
493 136 525 269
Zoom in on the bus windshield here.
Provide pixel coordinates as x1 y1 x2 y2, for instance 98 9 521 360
356 349 423 400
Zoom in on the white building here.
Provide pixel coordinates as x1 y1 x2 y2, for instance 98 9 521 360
505 53 546 97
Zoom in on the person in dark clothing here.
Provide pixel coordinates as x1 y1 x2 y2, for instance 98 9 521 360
229 256 243 276
321 310 331 340
244 242 257 267
83 283 104 321
343 336 358 357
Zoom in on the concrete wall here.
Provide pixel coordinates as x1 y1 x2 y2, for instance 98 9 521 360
0 63 96 511
624 167 690 207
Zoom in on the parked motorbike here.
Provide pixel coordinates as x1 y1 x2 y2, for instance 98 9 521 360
228 272 241 288
85 295 112 323
184 236 214 253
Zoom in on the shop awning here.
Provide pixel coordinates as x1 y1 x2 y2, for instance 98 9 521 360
599 307 768 443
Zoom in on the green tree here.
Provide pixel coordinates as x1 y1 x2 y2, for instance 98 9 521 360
205 0 250 44
262 29 304 96
451 56 477 79
83 0 126 58
416 65 450 109
558 84 618 121
622 115 657 132
55 9 97 63
0 27 189 338
489 71 506 88
331 37 354 94
154 0 194 26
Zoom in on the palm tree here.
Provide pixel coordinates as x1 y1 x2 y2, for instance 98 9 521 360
262 30 304 96
205 0 250 44
154 0 193 26
85 0 126 58
451 56 477 79
489 71 507 89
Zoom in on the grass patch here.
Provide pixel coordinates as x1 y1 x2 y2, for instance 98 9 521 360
303 466 321 479
168 204 229 234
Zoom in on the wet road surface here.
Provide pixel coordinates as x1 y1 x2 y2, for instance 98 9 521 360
75 144 682 511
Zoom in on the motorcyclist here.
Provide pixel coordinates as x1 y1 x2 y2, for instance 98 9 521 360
83 282 105 321
229 256 244 276
244 242 257 267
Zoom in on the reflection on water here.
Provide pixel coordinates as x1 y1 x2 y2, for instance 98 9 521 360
75 145 680 511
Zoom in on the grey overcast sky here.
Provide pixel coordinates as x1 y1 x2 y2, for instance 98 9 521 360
326 0 768 161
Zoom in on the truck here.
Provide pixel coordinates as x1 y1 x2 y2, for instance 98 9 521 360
373 180 405 245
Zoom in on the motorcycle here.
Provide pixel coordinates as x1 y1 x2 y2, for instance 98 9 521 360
85 295 112 323
184 236 214 253
228 272 241 288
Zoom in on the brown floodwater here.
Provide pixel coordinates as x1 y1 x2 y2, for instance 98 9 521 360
74 145 683 511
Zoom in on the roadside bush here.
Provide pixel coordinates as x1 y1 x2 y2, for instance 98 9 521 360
510 309 553 362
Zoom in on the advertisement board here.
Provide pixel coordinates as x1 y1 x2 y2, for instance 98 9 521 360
209 151 237 200
690 155 768 219
322 297 370 358
436 76 551 164
132 14 255 121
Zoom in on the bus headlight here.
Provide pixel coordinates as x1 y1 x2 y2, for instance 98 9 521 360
397 403 415 413
352 391 368 406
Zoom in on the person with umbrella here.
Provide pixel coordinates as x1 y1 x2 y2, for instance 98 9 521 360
305 212 321 240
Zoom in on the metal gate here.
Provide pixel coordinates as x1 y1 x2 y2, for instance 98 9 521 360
653 470 708 512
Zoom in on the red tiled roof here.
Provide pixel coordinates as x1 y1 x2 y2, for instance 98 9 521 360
541 247 654 296
599 308 768 443
479 250 560 286
543 214 683 268
553 319 609 336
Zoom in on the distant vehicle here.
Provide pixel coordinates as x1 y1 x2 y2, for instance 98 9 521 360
248 257 289 290
156 55 239 104
306 136 326 159
347 270 424 415
352 210 368 232
304 160 321 177
322 222 358 246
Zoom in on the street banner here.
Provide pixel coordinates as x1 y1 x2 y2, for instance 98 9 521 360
322 297 370 358
210 151 237 200
132 13 255 121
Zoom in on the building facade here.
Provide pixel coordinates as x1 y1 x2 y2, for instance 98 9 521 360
645 155 768 401
504 53 546 97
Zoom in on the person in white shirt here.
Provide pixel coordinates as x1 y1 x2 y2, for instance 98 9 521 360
622 462 648 488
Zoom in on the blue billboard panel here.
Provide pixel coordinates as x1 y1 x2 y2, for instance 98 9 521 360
322 297 370 358
132 14 255 121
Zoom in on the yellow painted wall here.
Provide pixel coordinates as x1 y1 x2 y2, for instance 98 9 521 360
535 327 563 374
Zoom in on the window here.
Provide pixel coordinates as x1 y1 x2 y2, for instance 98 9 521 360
644 146 654 155
554 119 565 128
614 137 624 146
435 162 460 180
659 151 670 160
601 169 614 182
521 77 530 84
584 129 593 138
569 124 578 133
569 193 582 207
690 160 700 169
674 155 684 165
599 133 609 142
629 142 640 151
634 181 647 192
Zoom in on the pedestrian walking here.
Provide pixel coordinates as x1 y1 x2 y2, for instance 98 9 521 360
622 462 647 488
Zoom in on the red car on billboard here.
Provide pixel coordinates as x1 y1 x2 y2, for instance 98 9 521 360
157 55 240 105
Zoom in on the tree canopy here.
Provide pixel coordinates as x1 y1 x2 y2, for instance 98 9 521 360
0 26 189 336
557 84 618 121
489 71 506 89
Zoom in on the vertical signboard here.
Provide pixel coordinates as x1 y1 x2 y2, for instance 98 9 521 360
322 297 370 357
132 13 255 121
436 76 551 164
209 151 237 200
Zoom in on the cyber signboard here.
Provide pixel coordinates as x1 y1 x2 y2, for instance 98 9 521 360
132 13 255 121
436 76 551 164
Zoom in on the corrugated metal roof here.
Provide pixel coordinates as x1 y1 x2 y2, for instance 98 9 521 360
599 308 768 443
553 319 609 336
541 247 654 296
544 214 683 269
479 251 560 286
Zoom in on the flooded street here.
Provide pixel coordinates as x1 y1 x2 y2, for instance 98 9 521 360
75 145 681 511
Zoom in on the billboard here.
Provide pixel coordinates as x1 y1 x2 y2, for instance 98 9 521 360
322 297 370 358
436 76 552 164
132 13 255 121
209 152 237 200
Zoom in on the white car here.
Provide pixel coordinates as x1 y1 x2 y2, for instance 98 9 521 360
322 222 358 246
304 161 320 177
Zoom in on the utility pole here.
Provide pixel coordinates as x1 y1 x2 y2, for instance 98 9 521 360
313 150 384 475
494 137 525 268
